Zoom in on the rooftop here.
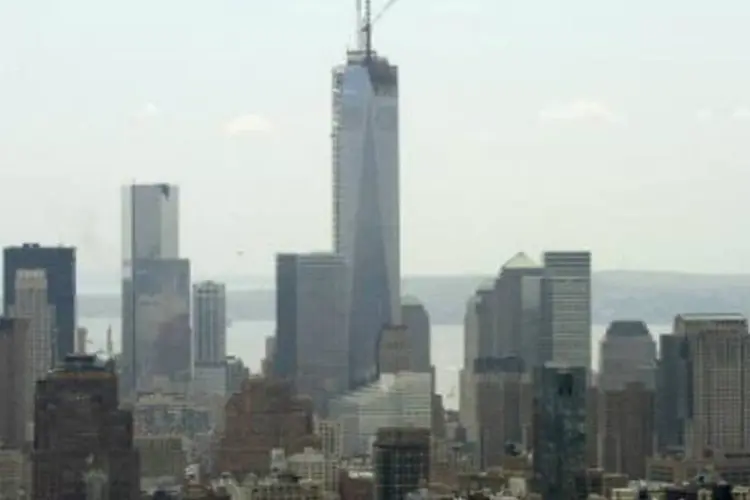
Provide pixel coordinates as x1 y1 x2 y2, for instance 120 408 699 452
502 252 540 270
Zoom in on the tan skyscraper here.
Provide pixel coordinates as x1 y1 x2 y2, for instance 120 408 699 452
8 269 54 438
677 313 750 456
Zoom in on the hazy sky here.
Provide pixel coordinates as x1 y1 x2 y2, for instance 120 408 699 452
1 0 749 282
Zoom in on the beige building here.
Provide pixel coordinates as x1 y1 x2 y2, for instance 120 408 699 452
677 314 750 456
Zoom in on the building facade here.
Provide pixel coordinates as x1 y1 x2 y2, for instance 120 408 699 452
540 251 592 370
193 281 227 365
494 252 544 368
532 363 588 500
3 244 76 363
121 183 182 396
32 354 139 499
373 427 430 500
332 49 400 389
0 317 29 448
401 297 431 373
275 253 349 414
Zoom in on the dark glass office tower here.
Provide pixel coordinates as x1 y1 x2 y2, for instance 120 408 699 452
3 244 76 363
373 427 430 500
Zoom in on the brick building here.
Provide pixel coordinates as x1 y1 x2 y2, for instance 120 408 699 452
216 377 318 479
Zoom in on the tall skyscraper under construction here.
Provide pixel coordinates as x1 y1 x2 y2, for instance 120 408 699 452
332 0 401 388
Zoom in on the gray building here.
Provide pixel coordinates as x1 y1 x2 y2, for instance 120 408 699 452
494 252 543 368
121 182 184 396
532 363 588 500
401 297 431 373
540 251 592 370
3 244 76 364
656 332 686 452
599 320 656 392
275 253 349 414
333 45 401 389
192 281 227 364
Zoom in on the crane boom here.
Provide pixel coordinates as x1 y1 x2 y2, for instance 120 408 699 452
359 0 405 60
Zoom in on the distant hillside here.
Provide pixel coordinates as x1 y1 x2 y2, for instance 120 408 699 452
74 271 750 326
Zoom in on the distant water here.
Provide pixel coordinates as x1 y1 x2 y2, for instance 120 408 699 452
80 319 670 410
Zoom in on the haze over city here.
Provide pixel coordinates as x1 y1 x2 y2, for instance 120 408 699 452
2 0 750 283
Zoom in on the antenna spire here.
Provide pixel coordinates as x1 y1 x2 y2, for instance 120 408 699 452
364 0 372 61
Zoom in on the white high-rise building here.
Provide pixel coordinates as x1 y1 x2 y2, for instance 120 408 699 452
332 40 400 388
8 269 54 430
193 281 227 364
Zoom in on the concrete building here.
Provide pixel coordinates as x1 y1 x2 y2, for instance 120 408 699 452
193 281 227 365
332 42 401 389
532 363 588 500
471 356 529 468
329 372 432 457
377 324 413 375
287 446 339 495
133 392 211 438
494 252 544 368
32 354 139 499
0 317 29 449
8 269 54 437
373 427 430 500
540 251 592 370
226 356 250 394
598 321 656 478
275 253 349 414
599 320 657 392
3 244 76 364
401 297 431 373
121 183 183 396
135 435 188 487
0 449 26 499
216 377 318 478
680 313 750 456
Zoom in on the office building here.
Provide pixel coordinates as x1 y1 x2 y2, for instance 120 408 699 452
377 324 412 375
656 333 687 452
401 297 431 373
193 281 227 365
532 363 588 500
7 270 55 435
540 251 592 370
0 317 29 448
679 314 750 456
275 253 349 414
332 31 401 389
32 354 139 499
494 252 544 367
3 244 75 363
599 320 656 392
329 372 432 458
373 427 430 500
121 183 183 396
216 377 318 478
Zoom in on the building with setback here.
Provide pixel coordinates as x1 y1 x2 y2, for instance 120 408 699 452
332 27 401 389
540 251 592 370
32 354 139 499
122 183 191 396
3 243 76 364
373 427 430 500
532 363 588 500
275 253 349 415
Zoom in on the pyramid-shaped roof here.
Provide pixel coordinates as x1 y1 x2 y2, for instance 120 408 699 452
502 252 540 270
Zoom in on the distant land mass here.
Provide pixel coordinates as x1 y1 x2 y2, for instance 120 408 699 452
71 271 750 328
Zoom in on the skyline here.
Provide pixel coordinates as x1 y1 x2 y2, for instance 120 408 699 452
2 0 750 277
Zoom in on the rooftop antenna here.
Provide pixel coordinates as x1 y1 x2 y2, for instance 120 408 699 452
355 0 364 50
364 0 373 61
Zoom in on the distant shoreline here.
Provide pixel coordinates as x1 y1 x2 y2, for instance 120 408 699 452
67 270 750 326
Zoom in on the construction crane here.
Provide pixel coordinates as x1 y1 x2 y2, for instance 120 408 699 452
358 0 405 60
